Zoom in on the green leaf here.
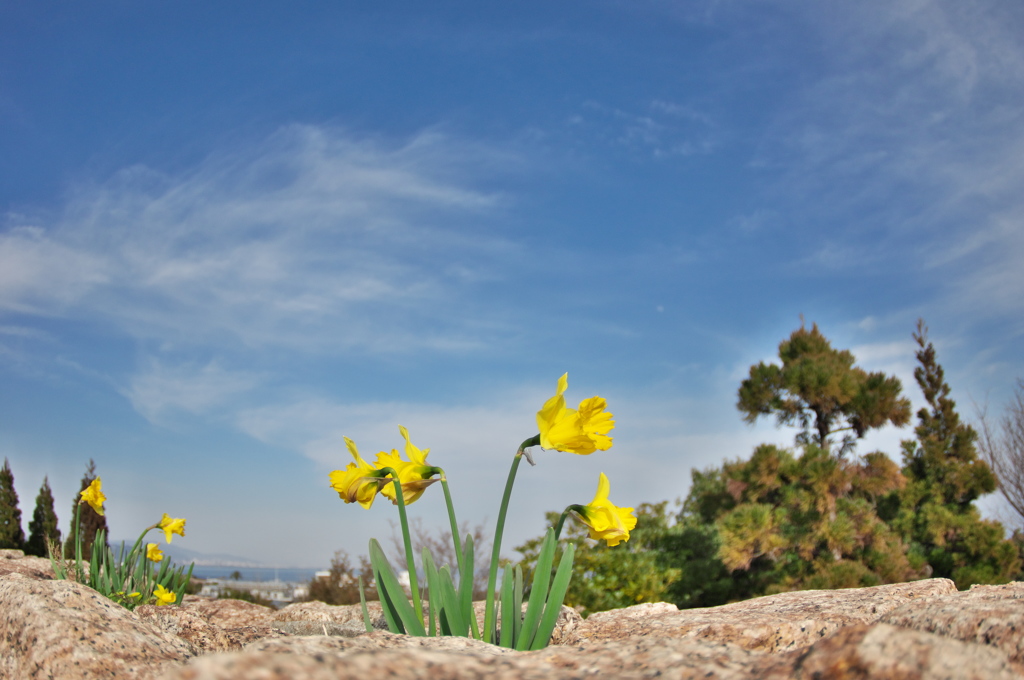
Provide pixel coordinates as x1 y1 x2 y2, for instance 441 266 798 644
516 528 556 650
372 561 403 634
369 538 426 636
358 576 374 633
422 548 440 637
459 534 481 640
529 542 575 650
513 564 523 645
499 564 515 648
439 566 468 637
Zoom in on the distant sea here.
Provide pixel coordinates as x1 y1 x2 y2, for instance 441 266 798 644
190 566 323 583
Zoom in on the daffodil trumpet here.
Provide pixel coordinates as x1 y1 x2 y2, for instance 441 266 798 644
555 473 637 547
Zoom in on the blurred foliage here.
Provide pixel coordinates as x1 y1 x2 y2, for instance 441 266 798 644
303 549 378 606
218 587 274 608
515 502 679 617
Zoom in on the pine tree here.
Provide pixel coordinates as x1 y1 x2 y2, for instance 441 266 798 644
737 322 911 455
64 460 109 562
892 321 1018 587
0 458 26 550
901 320 997 504
25 476 61 558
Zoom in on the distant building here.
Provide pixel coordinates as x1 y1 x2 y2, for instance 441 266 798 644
196 578 308 607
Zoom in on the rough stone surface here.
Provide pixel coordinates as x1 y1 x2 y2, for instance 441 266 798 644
161 623 1020 680
179 595 278 629
759 623 1021 680
0 572 193 680
272 598 583 645
2 545 1022 680
136 603 280 654
0 548 56 579
579 578 959 653
880 581 1024 665
273 599 387 627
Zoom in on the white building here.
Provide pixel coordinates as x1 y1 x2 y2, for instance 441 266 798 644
196 578 307 607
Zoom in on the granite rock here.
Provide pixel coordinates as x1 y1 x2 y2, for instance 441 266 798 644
2 544 1022 680
162 623 1020 680
0 572 193 680
0 547 56 580
136 602 280 654
579 578 959 652
880 581 1024 665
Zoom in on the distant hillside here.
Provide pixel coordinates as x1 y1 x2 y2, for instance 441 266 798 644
110 540 263 568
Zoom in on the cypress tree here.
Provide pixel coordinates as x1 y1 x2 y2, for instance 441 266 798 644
25 476 61 558
64 460 109 562
0 458 26 550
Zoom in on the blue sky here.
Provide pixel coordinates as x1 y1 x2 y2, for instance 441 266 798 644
2 1 1023 568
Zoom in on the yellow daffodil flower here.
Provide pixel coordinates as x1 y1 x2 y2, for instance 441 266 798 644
572 472 636 546
146 543 164 562
158 514 187 543
329 437 385 509
536 373 615 454
153 584 176 606
376 425 439 506
79 478 106 516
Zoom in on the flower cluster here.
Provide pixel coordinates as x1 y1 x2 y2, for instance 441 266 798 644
329 426 439 509
328 373 636 648
55 478 192 609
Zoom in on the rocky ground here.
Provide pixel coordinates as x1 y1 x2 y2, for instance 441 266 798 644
2 548 1022 679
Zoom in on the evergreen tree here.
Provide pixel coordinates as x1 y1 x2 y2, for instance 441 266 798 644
737 323 911 455
0 458 26 550
890 321 1017 587
64 460 109 562
671 443 918 604
25 476 61 558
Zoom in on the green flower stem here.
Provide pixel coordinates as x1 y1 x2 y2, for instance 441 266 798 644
125 524 159 594
435 469 481 641
436 473 463 575
553 506 582 542
483 435 540 643
72 501 85 583
378 466 423 624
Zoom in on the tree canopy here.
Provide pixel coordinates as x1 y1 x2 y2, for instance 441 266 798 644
737 323 911 454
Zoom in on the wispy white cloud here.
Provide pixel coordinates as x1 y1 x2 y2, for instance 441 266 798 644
742 1 1024 325
570 99 719 158
1 125 522 354
0 226 109 314
125 359 265 425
